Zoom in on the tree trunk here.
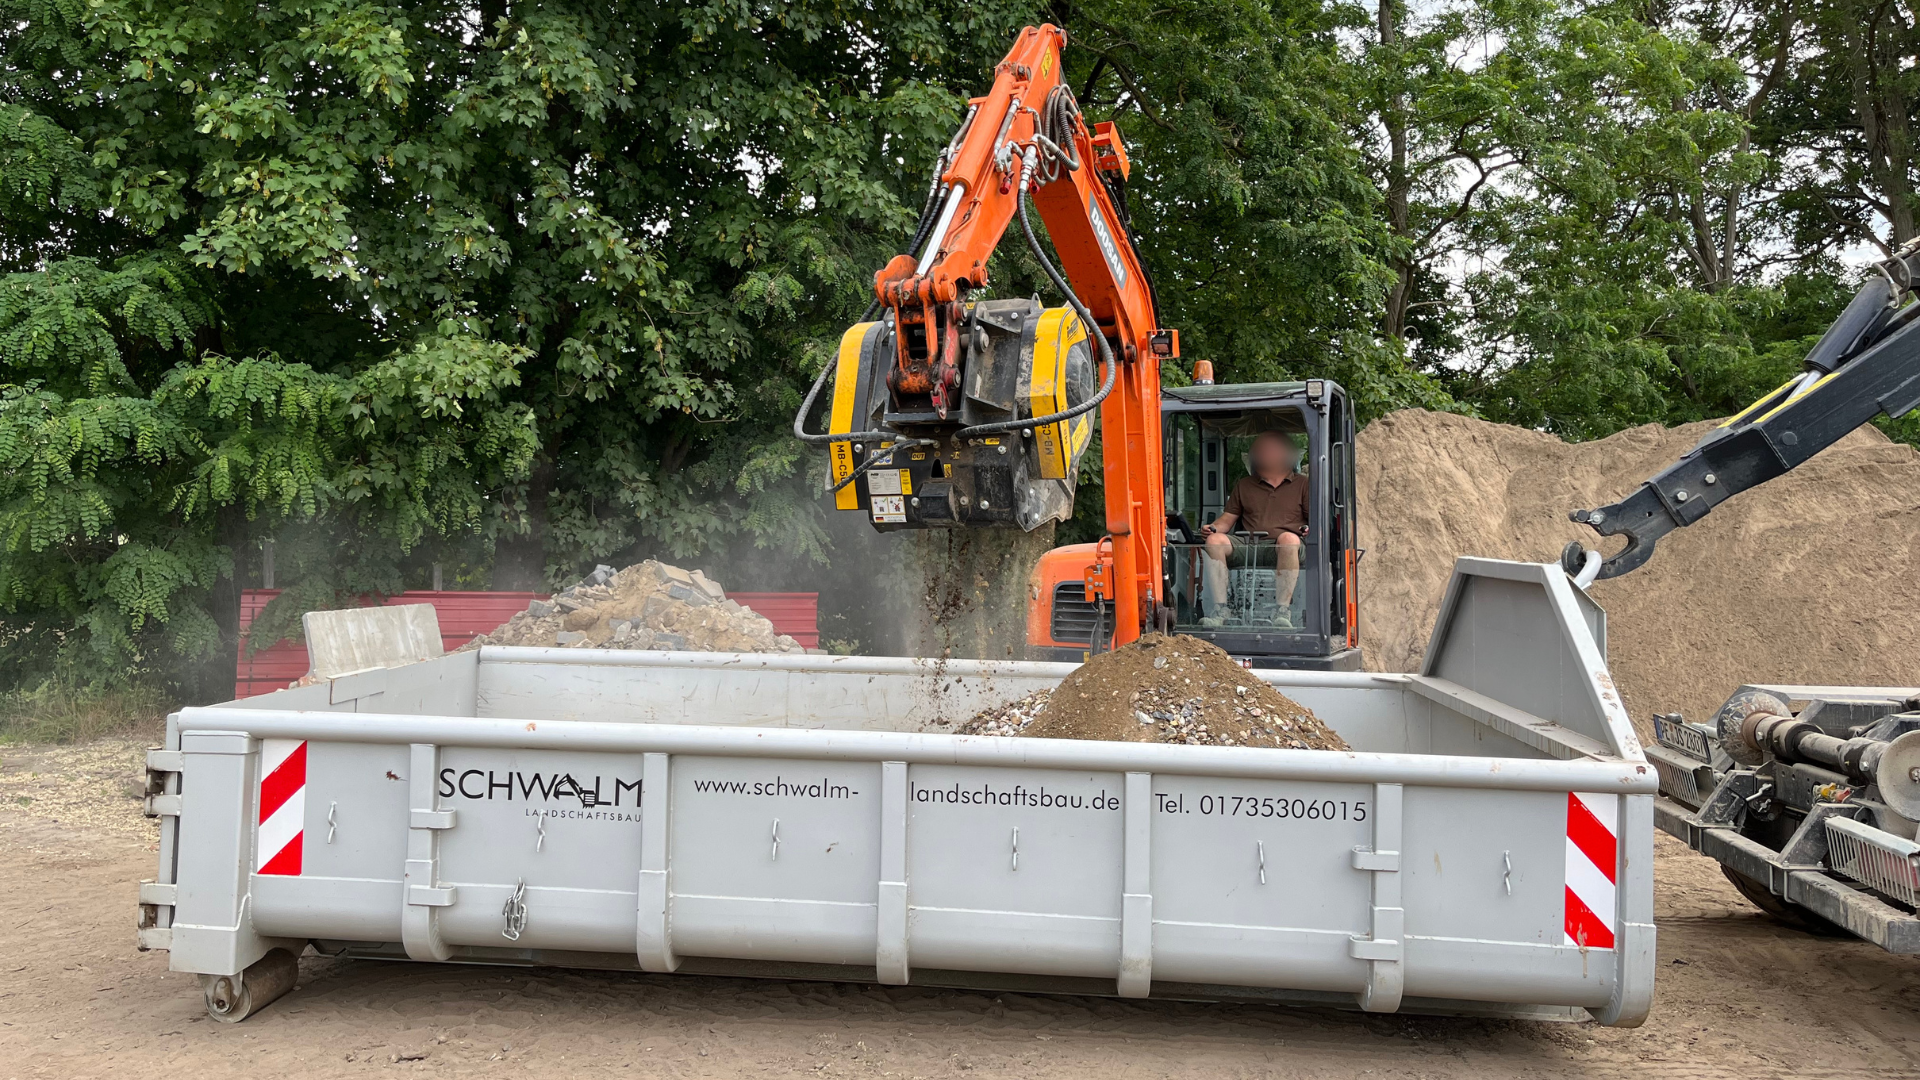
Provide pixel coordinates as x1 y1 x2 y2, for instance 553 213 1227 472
1845 6 1919 249
492 455 554 591
1379 0 1413 340
189 504 250 706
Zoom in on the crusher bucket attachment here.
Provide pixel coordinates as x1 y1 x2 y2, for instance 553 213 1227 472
822 298 1097 532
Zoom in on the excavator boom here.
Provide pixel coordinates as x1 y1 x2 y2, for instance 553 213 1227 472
797 24 1178 646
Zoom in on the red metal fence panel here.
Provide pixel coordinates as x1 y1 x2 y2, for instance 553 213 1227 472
728 593 822 650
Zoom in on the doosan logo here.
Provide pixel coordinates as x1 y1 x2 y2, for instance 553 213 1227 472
437 768 641 809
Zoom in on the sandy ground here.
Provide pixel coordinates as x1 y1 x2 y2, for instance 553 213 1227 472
4 742 1920 1079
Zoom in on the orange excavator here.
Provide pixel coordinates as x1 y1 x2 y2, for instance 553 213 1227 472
796 24 1362 670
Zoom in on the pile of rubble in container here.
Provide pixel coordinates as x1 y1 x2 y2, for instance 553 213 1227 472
468 560 806 654
954 634 1348 750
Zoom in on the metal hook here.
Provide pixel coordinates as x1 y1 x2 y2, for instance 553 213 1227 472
502 878 528 941
1011 826 1020 871
1258 840 1267 885
326 801 337 845
1503 850 1513 896
536 812 546 853
771 818 781 861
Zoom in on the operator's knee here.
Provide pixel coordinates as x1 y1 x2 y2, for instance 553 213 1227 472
1277 530 1301 566
1204 533 1232 560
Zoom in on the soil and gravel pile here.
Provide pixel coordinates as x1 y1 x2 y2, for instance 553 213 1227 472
1356 409 1920 731
955 688 1055 737
958 634 1349 750
469 560 804 653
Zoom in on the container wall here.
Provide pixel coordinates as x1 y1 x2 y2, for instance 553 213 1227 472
189 715 1643 1017
155 559 1656 1025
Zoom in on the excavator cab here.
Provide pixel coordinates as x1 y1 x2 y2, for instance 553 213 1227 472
1029 379 1362 670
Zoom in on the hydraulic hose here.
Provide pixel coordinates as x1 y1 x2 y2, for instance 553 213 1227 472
826 437 937 495
953 153 1117 441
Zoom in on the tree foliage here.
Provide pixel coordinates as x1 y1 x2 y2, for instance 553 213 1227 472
3 0 1917 686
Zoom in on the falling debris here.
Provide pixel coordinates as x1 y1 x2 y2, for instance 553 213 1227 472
958 634 1348 750
467 561 805 654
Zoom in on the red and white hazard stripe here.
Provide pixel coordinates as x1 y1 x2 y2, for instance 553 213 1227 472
257 739 307 877
1563 791 1618 949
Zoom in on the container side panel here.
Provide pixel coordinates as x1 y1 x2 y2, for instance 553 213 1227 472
210 683 341 711
439 885 638 954
1426 705 1553 759
433 747 648 952
1400 787 1567 946
1146 775 1373 991
904 765 1124 978
668 758 883 966
299 742 410 880
1425 572 1618 752
378 652 480 717
250 741 411 941
1257 684 1422 754
475 659 1057 731
1148 924 1363 990
1402 938 1613 1007
908 909 1122 978
252 875 402 940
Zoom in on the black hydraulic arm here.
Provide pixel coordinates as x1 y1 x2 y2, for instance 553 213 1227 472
1573 246 1920 578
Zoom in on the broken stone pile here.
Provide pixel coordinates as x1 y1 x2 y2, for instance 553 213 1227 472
956 634 1348 750
951 689 1053 737
468 560 805 654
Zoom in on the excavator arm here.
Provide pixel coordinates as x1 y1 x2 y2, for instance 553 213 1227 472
795 23 1179 646
1574 245 1920 578
873 25 1163 404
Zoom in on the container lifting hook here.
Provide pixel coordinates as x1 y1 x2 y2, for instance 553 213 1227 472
502 878 528 941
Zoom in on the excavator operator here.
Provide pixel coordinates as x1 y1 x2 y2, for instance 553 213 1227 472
1200 431 1307 627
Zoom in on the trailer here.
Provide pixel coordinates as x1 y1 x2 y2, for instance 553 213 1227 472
138 558 1657 1025
1649 684 1920 950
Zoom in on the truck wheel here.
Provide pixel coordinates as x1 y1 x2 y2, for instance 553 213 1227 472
1719 866 1845 935
202 947 300 1022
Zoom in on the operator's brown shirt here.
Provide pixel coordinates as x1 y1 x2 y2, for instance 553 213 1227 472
1224 472 1308 539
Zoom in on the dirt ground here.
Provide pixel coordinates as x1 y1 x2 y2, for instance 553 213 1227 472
4 742 1919 1079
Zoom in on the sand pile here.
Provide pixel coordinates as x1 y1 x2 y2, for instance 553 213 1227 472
471 561 804 653
1357 409 1920 731
958 634 1349 750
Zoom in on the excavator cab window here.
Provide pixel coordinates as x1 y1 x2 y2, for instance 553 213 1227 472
1156 381 1361 670
1164 407 1314 633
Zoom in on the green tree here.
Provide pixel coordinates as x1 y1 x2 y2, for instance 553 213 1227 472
1 0 1039 696
1421 4 1825 437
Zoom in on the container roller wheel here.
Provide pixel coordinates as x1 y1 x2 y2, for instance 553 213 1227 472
1718 866 1846 936
203 947 300 1022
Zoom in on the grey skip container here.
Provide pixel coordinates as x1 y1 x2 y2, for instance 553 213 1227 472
138 557 1658 1024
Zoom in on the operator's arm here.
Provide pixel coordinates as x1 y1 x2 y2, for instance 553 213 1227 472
1574 244 1920 578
